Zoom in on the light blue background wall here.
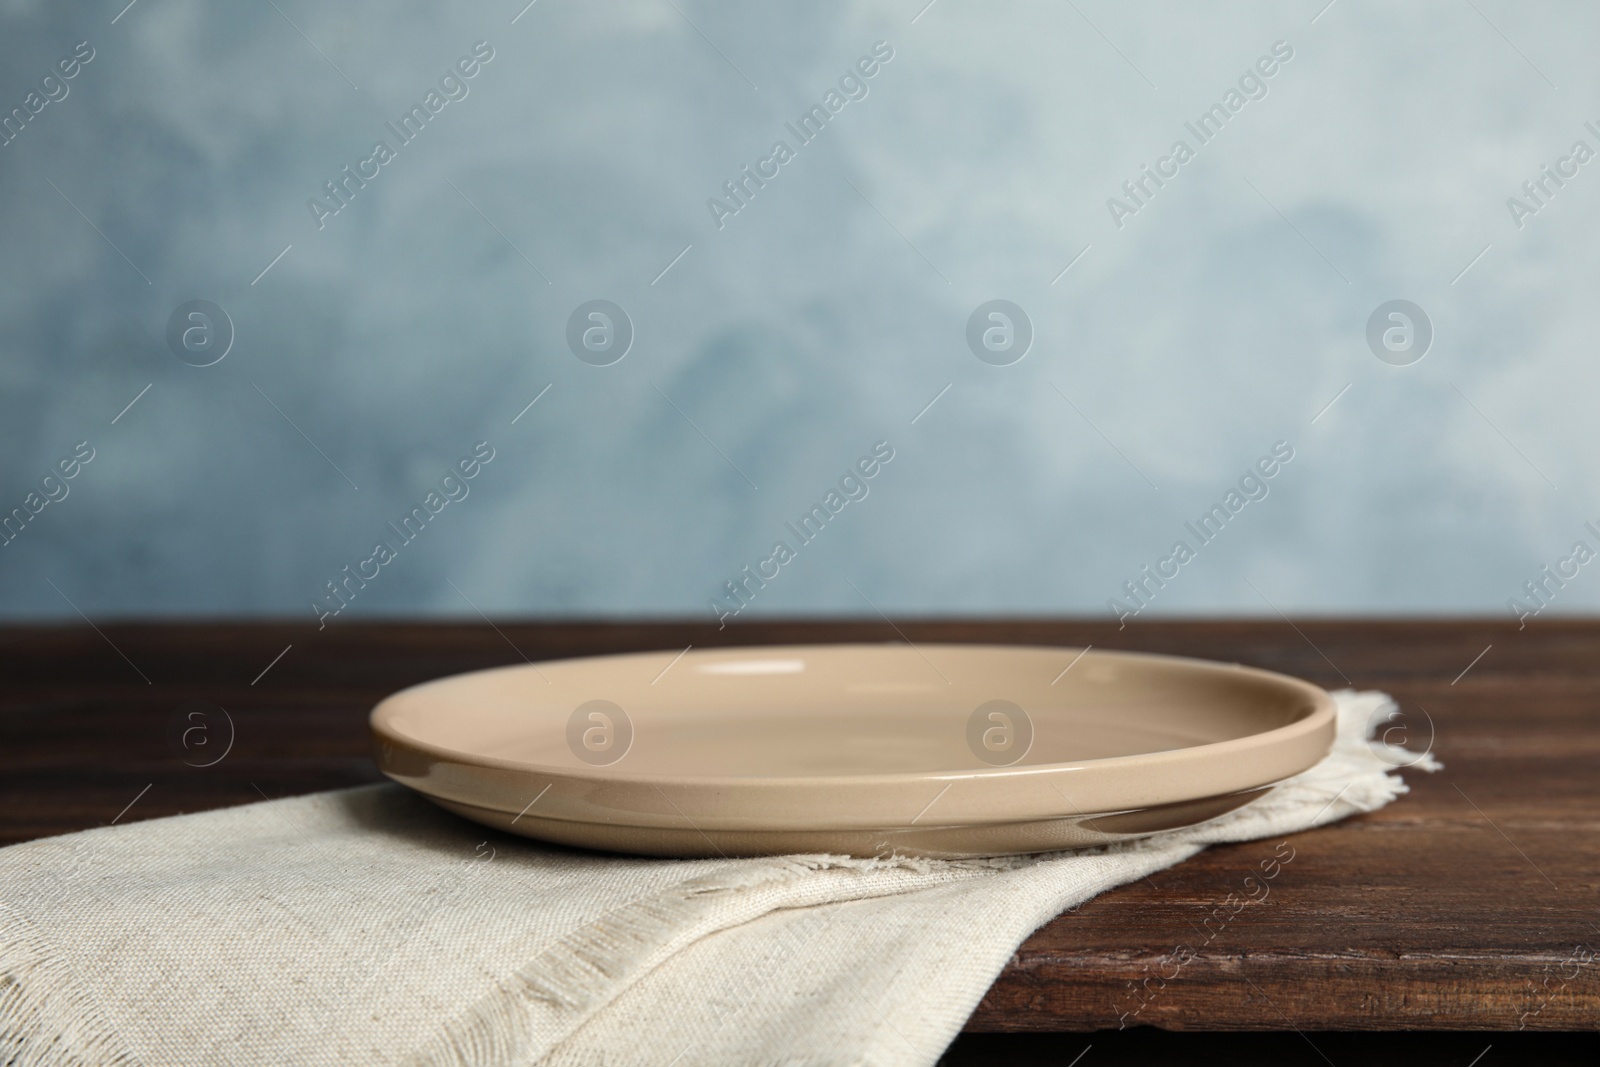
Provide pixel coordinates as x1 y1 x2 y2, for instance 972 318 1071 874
2 0 1597 622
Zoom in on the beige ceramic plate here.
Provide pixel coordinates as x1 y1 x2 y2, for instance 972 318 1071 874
371 644 1335 858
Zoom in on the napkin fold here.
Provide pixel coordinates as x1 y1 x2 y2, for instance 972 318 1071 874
1 690 1434 1067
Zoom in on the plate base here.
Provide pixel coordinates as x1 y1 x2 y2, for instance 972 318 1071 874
431 787 1272 859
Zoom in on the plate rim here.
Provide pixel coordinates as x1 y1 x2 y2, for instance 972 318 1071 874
370 643 1336 801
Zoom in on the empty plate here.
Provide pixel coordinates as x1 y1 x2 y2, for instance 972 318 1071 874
370 644 1335 858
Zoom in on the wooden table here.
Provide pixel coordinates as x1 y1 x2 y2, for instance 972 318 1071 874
3 619 1597 1052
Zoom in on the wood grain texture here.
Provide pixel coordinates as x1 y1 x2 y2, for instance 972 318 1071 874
1 618 1596 1032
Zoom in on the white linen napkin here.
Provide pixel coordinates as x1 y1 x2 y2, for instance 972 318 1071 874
0 690 1434 1067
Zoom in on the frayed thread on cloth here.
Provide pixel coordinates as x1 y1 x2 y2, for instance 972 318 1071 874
400 852 1021 1066
1288 688 1442 812
516 852 1026 1009
0 902 143 1067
